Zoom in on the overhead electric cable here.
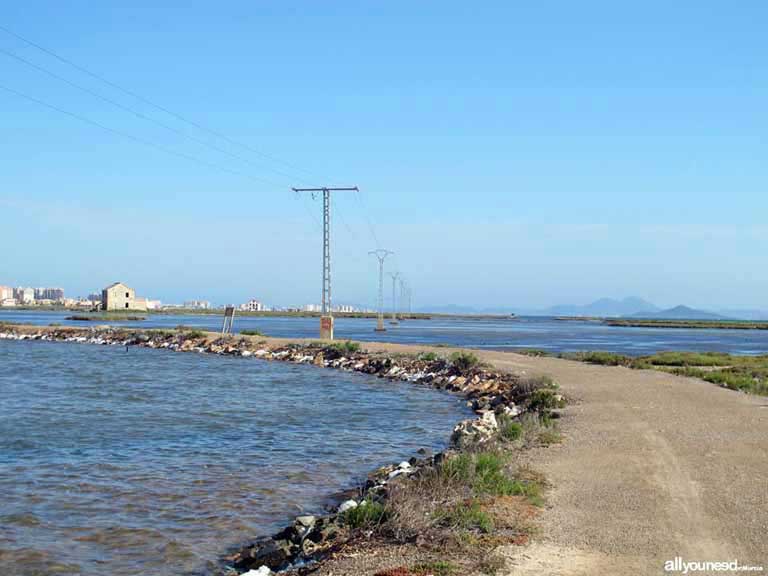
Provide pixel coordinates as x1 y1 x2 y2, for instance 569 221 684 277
0 46 308 184
0 23 321 181
0 83 282 187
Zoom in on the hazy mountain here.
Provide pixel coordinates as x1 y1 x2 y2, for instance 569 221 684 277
418 300 768 320
628 305 727 320
538 297 659 317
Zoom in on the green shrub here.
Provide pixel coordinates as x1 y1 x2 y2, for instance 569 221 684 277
450 351 480 371
528 388 566 412
184 330 206 339
343 499 386 528
326 340 361 355
439 451 541 503
645 351 731 367
497 416 523 441
418 351 439 362
561 351 632 366
538 429 563 446
434 500 493 533
240 329 265 336
515 349 551 357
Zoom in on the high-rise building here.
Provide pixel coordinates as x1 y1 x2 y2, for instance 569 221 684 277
41 287 64 301
14 287 35 304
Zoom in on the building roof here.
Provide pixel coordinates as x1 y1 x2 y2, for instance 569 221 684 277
104 282 129 289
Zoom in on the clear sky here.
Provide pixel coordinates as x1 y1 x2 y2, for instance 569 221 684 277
1 1 766 310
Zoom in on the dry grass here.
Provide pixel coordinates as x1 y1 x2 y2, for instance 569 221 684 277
382 449 543 572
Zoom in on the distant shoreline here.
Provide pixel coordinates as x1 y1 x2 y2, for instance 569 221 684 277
0 307 521 321
603 318 768 330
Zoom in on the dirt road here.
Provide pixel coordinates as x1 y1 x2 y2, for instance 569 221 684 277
482 351 767 574
359 343 768 574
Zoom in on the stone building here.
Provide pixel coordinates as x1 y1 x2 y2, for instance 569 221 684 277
101 282 147 311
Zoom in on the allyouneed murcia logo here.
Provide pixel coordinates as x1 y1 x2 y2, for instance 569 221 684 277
664 557 764 573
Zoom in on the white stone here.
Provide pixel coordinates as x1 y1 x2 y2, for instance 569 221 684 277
338 499 358 513
242 567 273 576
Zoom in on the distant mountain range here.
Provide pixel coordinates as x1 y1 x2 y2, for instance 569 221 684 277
418 297 768 321
628 305 726 320
538 297 659 318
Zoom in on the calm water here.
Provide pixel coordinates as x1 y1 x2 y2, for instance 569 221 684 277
0 339 470 576
4 310 768 355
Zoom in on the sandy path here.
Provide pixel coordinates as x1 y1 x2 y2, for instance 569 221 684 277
351 342 768 574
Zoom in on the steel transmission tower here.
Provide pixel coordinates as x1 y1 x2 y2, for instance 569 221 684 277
399 278 407 322
389 272 400 325
292 186 358 339
369 249 393 332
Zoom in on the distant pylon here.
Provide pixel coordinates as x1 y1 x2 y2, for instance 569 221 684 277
389 272 400 325
369 249 393 332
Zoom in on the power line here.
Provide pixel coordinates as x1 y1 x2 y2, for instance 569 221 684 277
0 24 397 256
332 195 361 241
0 23 321 182
354 188 381 248
0 45 309 185
0 83 281 187
0 24 397 279
293 186 359 339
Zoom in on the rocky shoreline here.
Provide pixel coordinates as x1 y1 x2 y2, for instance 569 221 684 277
0 325 560 576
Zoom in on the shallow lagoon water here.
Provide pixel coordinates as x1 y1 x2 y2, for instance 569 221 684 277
4 310 768 355
0 339 470 576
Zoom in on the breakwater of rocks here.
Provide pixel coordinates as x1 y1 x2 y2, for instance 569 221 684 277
0 326 556 575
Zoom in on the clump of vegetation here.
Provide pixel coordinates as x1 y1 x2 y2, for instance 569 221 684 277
384 449 543 573
418 351 440 362
325 340 361 355
175 326 206 339
528 388 566 412
240 329 265 337
644 351 732 367
515 349 551 357
434 500 493 533
563 349 768 396
343 498 386 529
411 561 457 576
497 415 523 442
537 429 563 445
561 351 633 366
450 351 480 371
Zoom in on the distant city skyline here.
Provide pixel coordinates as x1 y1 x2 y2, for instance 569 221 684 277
3 2 768 311
3 276 768 319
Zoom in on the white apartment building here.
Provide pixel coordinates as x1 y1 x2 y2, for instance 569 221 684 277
240 299 264 312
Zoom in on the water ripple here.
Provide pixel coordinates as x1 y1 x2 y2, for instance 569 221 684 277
0 339 469 576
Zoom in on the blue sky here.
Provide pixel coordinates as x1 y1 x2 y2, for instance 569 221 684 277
1 1 767 309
